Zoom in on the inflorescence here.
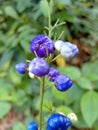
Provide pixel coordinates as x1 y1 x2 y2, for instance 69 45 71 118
15 34 79 130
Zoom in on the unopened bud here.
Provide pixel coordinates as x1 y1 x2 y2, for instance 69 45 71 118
67 113 78 122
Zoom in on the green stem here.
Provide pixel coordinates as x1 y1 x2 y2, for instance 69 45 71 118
39 76 45 130
48 2 51 37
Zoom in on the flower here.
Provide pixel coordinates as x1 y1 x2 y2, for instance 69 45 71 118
15 63 27 74
27 122 38 130
60 42 79 60
47 113 72 130
30 34 54 57
29 58 50 77
47 67 59 81
54 40 64 52
54 74 72 91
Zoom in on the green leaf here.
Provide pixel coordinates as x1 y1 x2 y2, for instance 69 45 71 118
76 77 93 90
56 0 71 5
81 91 98 127
39 0 53 17
82 61 98 81
59 66 81 80
56 105 73 115
52 86 66 100
0 49 14 67
20 40 30 52
39 0 49 17
66 83 83 105
13 122 26 130
4 6 18 19
16 0 31 13
0 101 11 119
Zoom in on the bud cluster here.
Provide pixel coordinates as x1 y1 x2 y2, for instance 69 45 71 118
15 34 78 130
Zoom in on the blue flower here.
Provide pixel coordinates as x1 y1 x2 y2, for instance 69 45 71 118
47 113 72 130
60 42 79 61
47 67 59 81
29 58 50 77
27 122 38 130
15 63 27 74
30 34 54 57
54 74 73 91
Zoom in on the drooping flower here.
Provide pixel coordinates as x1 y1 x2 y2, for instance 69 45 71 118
15 63 27 74
29 58 50 77
54 74 72 91
47 113 72 130
30 34 54 57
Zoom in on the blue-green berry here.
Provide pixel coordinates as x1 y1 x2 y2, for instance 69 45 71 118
30 34 54 57
15 63 27 74
47 113 72 130
54 74 72 91
27 122 38 130
29 58 50 77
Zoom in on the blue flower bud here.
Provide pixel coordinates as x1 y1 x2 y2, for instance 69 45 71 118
60 42 79 61
29 58 50 77
15 63 27 74
47 113 72 130
47 67 59 81
30 34 54 57
27 122 38 130
54 74 72 91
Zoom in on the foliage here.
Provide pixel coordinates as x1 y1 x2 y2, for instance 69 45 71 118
52 61 98 129
0 0 98 129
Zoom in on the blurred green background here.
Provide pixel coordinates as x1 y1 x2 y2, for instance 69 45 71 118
0 0 98 130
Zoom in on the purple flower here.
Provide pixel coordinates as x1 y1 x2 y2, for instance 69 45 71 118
15 63 27 74
47 67 59 81
30 34 54 57
47 113 72 130
60 42 79 61
29 58 50 77
27 122 38 130
54 74 72 91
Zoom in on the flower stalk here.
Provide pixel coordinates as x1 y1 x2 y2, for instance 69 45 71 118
39 76 45 130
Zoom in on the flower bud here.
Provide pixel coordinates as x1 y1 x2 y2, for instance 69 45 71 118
54 74 73 91
30 34 54 57
54 40 64 52
29 58 50 77
47 67 59 81
60 42 79 61
15 63 27 74
27 122 38 130
47 113 72 130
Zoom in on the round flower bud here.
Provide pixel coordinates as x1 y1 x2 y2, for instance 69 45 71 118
47 113 72 130
29 58 50 77
47 67 59 81
15 63 27 74
54 74 72 91
30 34 54 57
54 40 64 52
67 113 78 122
27 122 38 130
60 42 79 61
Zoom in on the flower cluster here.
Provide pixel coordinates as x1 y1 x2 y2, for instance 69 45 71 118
15 34 78 130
